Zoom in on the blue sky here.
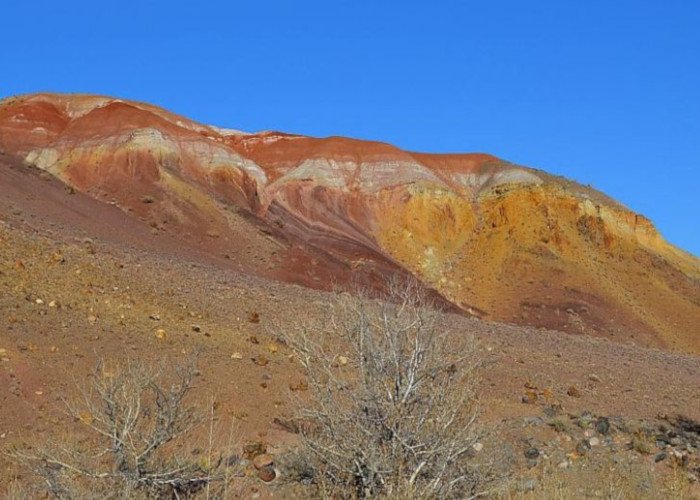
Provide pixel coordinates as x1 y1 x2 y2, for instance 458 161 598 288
2 0 699 256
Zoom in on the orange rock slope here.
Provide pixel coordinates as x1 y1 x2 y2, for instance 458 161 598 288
1 93 698 353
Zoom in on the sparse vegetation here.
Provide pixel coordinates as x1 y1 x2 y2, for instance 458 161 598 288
498 459 698 500
7 356 239 499
631 432 654 455
279 279 502 499
547 416 571 434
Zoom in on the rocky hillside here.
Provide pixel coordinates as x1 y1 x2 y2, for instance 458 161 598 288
1 93 698 353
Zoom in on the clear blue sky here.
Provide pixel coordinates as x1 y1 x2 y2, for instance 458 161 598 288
2 0 698 256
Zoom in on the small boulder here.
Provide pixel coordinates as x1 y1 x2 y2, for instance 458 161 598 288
258 465 276 482
522 390 538 404
252 453 274 470
576 439 591 456
242 442 267 460
595 417 610 435
253 356 268 367
567 386 581 398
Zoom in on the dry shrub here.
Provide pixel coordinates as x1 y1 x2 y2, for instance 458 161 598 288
7 356 240 499
280 279 502 499
500 459 698 500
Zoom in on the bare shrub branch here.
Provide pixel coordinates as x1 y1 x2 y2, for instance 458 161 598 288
280 278 500 499
7 355 234 500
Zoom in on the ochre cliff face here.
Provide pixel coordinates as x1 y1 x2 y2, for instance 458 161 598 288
1 93 698 353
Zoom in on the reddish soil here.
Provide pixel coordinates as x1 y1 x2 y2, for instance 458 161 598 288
0 93 699 497
2 93 698 356
1 153 699 497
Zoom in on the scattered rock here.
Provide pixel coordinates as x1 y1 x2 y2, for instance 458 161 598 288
253 356 268 367
149 314 161 321
595 417 610 435
231 352 243 360
576 412 594 429
576 439 591 456
258 465 276 482
252 453 274 470
83 238 97 254
35 298 44 305
155 329 167 341
289 381 308 392
522 390 538 404
567 386 581 398
338 355 349 366
589 437 600 447
654 452 667 463
191 324 201 332
242 442 267 460
141 195 155 204
524 447 540 459
543 404 563 417
472 442 484 453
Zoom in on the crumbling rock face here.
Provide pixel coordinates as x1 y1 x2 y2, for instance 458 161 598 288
1 93 698 353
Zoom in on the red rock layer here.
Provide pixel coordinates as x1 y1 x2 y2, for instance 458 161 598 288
1 93 698 353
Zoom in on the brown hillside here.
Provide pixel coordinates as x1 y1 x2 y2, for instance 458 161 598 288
1 93 698 353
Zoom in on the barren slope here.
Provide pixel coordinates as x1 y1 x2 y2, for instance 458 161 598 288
1 93 698 353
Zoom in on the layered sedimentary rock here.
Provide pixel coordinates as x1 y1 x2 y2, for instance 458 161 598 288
1 93 698 353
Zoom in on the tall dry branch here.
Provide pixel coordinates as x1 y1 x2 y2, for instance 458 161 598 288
8 356 230 500
280 279 499 499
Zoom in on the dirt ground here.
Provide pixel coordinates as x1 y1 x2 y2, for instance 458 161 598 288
1 159 699 498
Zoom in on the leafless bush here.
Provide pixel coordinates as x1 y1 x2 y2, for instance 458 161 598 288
280 279 500 499
8 356 234 500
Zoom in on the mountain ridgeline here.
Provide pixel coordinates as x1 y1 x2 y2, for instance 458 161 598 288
1 93 698 353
